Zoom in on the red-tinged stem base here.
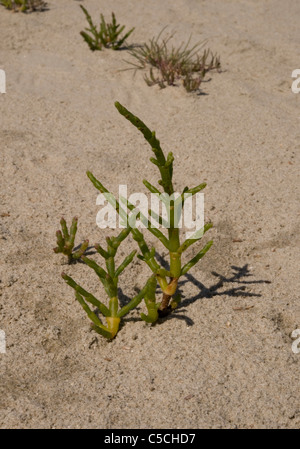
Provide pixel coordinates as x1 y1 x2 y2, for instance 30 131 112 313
158 277 179 316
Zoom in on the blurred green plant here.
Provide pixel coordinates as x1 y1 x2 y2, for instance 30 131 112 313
53 217 89 264
62 227 148 339
80 5 134 51
0 0 47 11
126 28 221 92
87 102 213 321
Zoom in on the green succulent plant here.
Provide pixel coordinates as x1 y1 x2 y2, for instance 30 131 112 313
57 103 213 338
80 5 134 51
53 217 89 264
87 102 213 321
126 28 221 92
62 227 148 339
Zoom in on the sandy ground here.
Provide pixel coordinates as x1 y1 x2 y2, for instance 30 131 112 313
0 0 300 429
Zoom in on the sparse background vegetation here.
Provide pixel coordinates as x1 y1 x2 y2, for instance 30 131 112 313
0 0 47 12
79 5 135 51
0 0 299 430
126 29 221 92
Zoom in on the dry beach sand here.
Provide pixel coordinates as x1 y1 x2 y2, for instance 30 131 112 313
0 0 300 429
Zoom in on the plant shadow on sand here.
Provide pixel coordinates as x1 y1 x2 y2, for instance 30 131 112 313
120 253 271 326
173 264 271 325
62 244 96 264
85 250 271 329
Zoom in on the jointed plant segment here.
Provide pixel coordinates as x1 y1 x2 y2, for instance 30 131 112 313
62 227 148 339
80 5 134 51
87 102 213 320
53 217 89 264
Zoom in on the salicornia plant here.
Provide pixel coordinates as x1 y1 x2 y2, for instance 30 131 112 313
53 217 89 264
126 29 221 92
87 102 213 320
62 227 148 339
80 5 134 51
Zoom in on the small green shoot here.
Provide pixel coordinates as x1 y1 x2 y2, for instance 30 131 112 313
53 217 89 264
80 5 135 51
